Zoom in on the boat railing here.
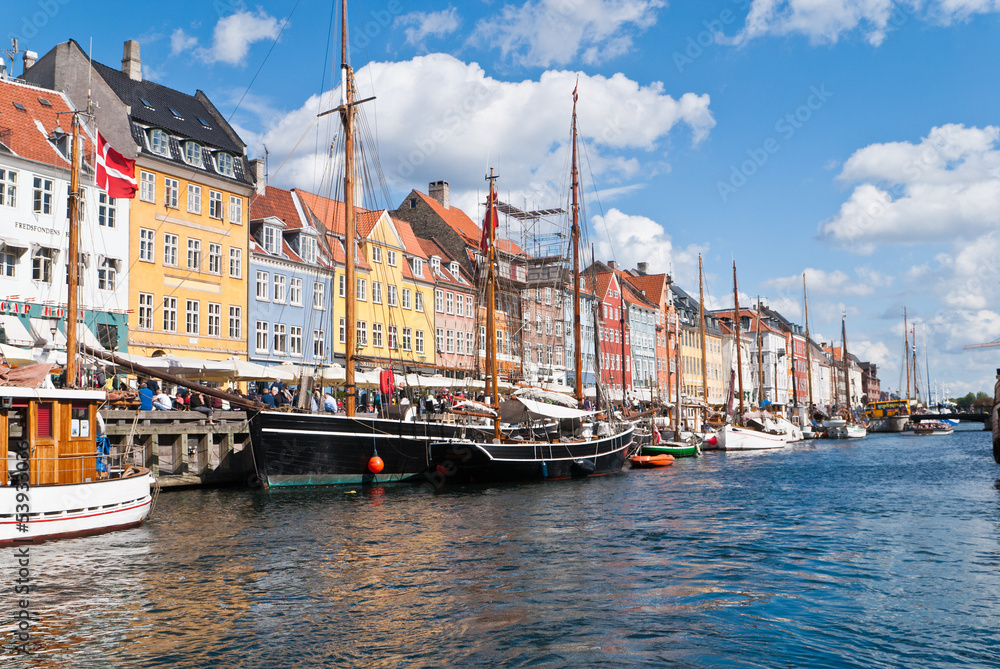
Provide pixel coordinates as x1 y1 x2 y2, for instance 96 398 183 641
2 447 137 486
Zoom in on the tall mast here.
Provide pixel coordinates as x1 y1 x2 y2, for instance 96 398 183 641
842 313 850 410
675 310 683 429
619 282 626 401
904 307 910 402
66 112 81 388
339 0 357 416
590 246 603 412
570 85 583 405
485 169 501 441
756 297 763 407
698 255 708 417
733 262 744 416
803 274 813 411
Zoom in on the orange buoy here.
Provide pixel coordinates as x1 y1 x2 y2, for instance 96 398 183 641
367 456 384 474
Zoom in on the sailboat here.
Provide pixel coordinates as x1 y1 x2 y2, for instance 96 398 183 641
425 86 634 484
246 1 470 488
1 105 154 544
825 313 867 439
714 263 792 450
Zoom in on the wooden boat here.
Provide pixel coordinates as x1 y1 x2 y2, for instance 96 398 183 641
0 374 154 544
642 442 699 458
629 454 675 468
715 424 789 450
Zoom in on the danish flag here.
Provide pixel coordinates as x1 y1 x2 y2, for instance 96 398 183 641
96 132 137 199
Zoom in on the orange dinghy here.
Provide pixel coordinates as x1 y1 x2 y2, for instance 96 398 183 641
628 454 675 468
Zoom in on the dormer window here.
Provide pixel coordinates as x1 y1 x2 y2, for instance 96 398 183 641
148 129 169 156
183 141 203 167
262 225 280 255
412 258 423 276
301 235 317 264
430 257 441 274
449 261 459 276
216 152 234 177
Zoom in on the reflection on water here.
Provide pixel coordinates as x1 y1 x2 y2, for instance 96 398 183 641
3 426 1000 667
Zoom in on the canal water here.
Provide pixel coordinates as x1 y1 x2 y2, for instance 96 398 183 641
4 425 1000 667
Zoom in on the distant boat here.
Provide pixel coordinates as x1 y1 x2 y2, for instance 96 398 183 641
716 424 789 450
912 420 955 436
826 423 868 439
865 399 910 433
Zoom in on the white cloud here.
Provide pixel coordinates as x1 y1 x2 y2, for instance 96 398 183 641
170 28 198 56
396 8 460 47
728 0 1000 46
762 267 878 297
819 124 1000 251
194 10 283 66
243 54 713 219
471 0 665 68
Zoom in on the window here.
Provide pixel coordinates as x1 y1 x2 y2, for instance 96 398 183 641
255 321 269 353
208 243 222 274
387 249 397 266
372 281 382 304
435 290 444 313
356 321 368 347
412 258 423 276
313 330 325 358
546 317 552 335
416 330 425 355
32 248 52 283
187 238 201 270
314 282 325 309
209 190 223 219
389 285 399 307
98 193 116 227
164 178 179 209
229 195 243 225
0 251 14 277
32 177 52 214
402 328 412 351
273 274 287 303
431 257 441 274
207 303 221 337
289 326 302 356
456 295 464 317
140 171 155 202
436 328 445 354
138 293 153 330
480 326 486 352
338 274 346 297
450 261 460 276
0 168 17 206
184 141 203 167
185 300 200 334
187 184 201 214
289 278 302 305
149 129 169 156
536 315 542 333
163 234 179 266
300 235 316 263
163 297 177 332
339 318 346 344
466 295 474 316
372 323 383 348
229 248 242 278
98 258 117 290
372 246 382 263
139 228 155 262
388 326 398 350
545 287 552 305
446 292 454 314
272 323 287 354
216 152 234 177
466 332 474 356
256 271 269 300
356 278 366 301
229 306 242 339
446 330 454 354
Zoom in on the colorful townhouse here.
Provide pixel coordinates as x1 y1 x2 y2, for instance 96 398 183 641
418 238 478 376
0 75 129 357
25 40 254 362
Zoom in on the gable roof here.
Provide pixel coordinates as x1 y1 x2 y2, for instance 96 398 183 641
0 78 90 170
249 185 301 230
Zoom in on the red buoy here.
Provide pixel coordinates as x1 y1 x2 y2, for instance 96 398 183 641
706 436 718 446
367 456 384 474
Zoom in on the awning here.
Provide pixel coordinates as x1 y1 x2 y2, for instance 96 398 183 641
501 396 598 422
0 315 34 347
28 319 64 348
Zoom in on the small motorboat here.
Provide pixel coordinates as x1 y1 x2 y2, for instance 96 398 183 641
628 454 675 468
642 442 700 458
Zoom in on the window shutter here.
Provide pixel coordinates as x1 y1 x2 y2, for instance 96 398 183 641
36 402 52 437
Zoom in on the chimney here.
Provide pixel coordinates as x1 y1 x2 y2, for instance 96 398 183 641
250 158 266 196
22 51 37 74
608 260 616 269
636 261 648 275
122 40 142 82
429 180 449 208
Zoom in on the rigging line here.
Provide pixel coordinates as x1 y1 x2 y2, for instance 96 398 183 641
226 0 303 125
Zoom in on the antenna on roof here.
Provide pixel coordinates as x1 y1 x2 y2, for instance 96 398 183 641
263 144 269 186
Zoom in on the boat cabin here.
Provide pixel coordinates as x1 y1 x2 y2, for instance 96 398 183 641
1 388 105 487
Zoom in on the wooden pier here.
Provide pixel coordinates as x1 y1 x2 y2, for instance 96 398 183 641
101 409 254 488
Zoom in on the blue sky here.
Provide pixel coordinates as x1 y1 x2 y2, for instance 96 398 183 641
12 0 1000 398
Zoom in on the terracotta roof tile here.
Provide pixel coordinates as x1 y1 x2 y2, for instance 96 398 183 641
0 79 91 170
249 185 301 229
